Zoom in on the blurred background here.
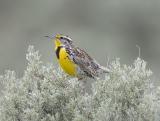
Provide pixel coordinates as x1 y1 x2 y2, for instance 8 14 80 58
0 0 160 84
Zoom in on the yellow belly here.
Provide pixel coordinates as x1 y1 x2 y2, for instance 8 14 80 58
58 48 77 76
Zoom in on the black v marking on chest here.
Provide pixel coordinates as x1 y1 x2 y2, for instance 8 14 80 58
56 46 63 59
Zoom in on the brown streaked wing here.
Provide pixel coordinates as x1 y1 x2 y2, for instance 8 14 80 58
72 47 100 78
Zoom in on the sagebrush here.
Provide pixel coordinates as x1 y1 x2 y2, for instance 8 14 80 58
0 46 160 121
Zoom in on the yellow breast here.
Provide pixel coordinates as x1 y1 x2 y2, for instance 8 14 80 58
58 47 77 76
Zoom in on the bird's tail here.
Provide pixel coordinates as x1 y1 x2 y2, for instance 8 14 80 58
98 66 110 74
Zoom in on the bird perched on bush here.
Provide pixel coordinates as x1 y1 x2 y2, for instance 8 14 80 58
46 34 109 80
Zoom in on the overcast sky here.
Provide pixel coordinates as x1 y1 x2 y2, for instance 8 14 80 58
0 0 160 83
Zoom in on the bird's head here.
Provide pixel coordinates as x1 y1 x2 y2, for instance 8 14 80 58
54 34 73 47
44 34 73 49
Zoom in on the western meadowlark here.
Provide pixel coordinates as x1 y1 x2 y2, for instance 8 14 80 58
46 34 109 80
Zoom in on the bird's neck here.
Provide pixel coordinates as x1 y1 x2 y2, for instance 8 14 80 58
54 39 62 50
54 39 74 50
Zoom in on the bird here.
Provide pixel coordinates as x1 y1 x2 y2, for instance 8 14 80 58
46 34 109 80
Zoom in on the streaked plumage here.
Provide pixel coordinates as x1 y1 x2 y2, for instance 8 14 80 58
54 34 109 79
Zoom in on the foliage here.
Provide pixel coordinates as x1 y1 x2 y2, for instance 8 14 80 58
0 46 159 121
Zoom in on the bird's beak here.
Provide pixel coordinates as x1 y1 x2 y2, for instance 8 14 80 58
44 35 53 39
44 35 61 48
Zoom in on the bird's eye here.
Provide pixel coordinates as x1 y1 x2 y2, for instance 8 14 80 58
60 37 64 39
